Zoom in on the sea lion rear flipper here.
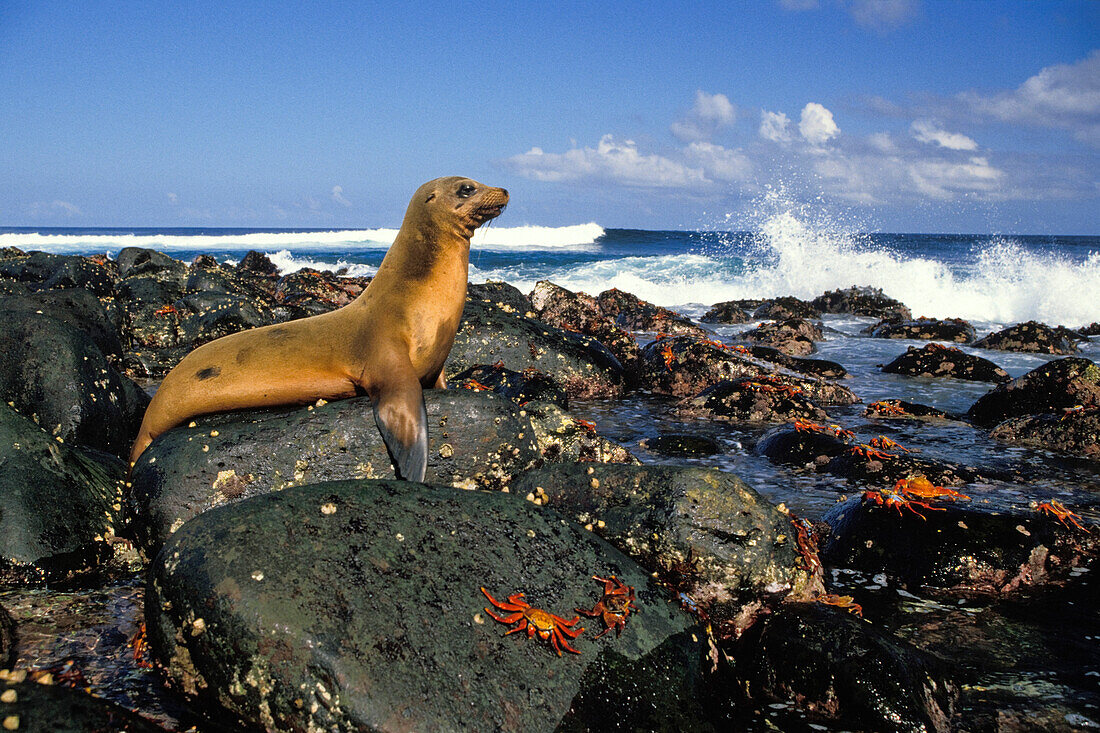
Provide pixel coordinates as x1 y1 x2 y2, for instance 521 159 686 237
371 381 428 482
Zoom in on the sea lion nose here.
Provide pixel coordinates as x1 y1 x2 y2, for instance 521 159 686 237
500 188 508 198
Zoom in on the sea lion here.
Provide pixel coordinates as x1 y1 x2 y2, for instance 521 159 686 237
129 176 508 481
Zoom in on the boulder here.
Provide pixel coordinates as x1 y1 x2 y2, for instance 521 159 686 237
823 494 1098 592
127 389 543 556
273 268 367 319
0 251 118 296
147 480 710 732
737 318 822 356
1080 322 1100 337
972 320 1081 354
636 335 757 397
811 286 912 321
700 301 751 325
866 317 976 343
0 309 148 457
529 281 641 379
468 280 533 315
755 422 853 467
0 287 123 360
116 247 187 280
511 464 819 635
519 400 638 465
881 343 1010 383
751 296 820 320
679 379 828 424
452 363 569 409
863 399 954 421
236 249 280 277
595 288 706 337
728 604 956 733
748 346 848 379
0 404 126 586
0 604 13 669
448 298 626 399
967 357 1100 427
0 676 164 732
989 407 1100 459
823 442 994 488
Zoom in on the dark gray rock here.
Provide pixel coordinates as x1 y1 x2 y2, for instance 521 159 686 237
127 389 543 556
637 335 758 397
680 379 829 424
729 604 956 733
755 422 852 467
0 287 123 360
752 296 820 321
882 343 1010 383
116 247 186 280
749 345 848 379
973 320 1081 355
0 310 148 456
596 288 706 336
990 407 1100 459
0 603 13 669
452 363 569 409
863 399 954 421
823 494 1098 592
0 404 125 586
511 464 820 636
0 678 164 732
968 357 1100 427
449 298 626 399
519 400 639 465
147 480 710 732
700 301 751 324
0 252 118 296
639 433 722 457
468 280 532 315
811 286 912 321
737 318 822 356
866 317 976 343
236 250 279 276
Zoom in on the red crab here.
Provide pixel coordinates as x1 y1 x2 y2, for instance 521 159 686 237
862 488 944 520
864 400 907 418
816 593 863 617
481 587 584 655
575 575 638 639
895 475 969 502
1036 499 1089 532
661 343 676 370
869 436 910 453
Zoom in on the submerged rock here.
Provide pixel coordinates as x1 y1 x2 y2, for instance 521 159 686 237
755 422 853 468
728 604 956 733
596 288 705 337
680 378 828 424
967 357 1100 427
811 286 912 321
147 480 710 732
990 407 1100 459
0 404 125 586
749 345 849 379
973 320 1081 354
128 389 543 556
449 298 626 399
639 433 722 457
866 317 976 343
881 342 1010 383
511 463 819 636
0 677 164 732
823 494 1098 592
737 318 822 356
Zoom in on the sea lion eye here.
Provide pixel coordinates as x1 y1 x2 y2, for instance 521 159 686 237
456 183 476 198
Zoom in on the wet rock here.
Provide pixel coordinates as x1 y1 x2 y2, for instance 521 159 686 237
128 389 543 556
700 301 751 324
174 291 278 347
273 268 367 318
811 286 912 321
972 320 1081 354
881 342 1010 383
755 422 853 467
452 363 569 409
863 399 954 421
0 604 12 669
596 288 706 337
823 442 989 488
0 251 119 296
1080 322 1100 337
729 604 956 733
117 272 189 351
468 280 532 315
511 463 819 635
967 357 1100 427
637 335 757 397
639 433 722 457
0 309 149 457
0 288 123 360
0 677 164 732
752 296 820 320
823 494 1098 592
749 345 848 379
236 249 280 276
449 298 626 399
147 480 710 732
520 400 638 465
866 317 976 343
116 247 187 280
0 404 125 586
529 281 642 379
737 318 822 356
120 346 193 382
990 407 1100 459
680 379 828 424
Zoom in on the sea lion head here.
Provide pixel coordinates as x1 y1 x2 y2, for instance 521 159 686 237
410 176 509 240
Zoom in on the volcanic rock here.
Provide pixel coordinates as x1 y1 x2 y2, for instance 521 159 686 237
680 379 829 424
452 363 569 409
990 407 1100 459
596 288 705 337
866 317 976 343
516 400 637 465
863 399 954 421
737 318 822 356
811 286 912 321
0 677 164 732
752 296 820 320
636 335 757 396
749 345 848 379
700 301 751 324
881 343 1010 383
967 357 1100 427
639 433 722 457
972 320 1081 355
755 422 853 467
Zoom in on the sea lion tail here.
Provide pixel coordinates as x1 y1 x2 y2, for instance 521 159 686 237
371 379 428 482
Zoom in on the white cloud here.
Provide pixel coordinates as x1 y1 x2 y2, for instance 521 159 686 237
910 119 978 151
867 132 895 152
759 110 793 142
960 50 1100 146
799 103 840 144
670 90 736 142
908 156 1003 199
843 0 919 32
505 135 707 188
684 141 753 182
166 192 179 204
331 185 352 207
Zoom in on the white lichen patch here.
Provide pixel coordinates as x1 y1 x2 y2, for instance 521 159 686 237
320 502 337 515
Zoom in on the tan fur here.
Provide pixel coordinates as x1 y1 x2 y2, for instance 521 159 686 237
129 177 508 467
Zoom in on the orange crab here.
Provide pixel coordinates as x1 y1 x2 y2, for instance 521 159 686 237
862 488 944 520
574 418 597 432
816 593 863 617
481 587 584 655
130 621 153 669
864 400 907 418
460 379 492 392
895 475 969 502
153 304 178 317
869 436 910 453
792 517 822 575
661 343 676 370
793 420 853 441
1036 499 1089 532
575 575 638 639
848 444 897 461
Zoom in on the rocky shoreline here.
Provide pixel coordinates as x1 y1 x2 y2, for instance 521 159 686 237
0 248 1097 731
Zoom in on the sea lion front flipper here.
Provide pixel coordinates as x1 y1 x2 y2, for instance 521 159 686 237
371 379 428 482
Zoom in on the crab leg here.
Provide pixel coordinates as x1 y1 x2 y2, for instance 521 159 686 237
485 608 524 625
481 587 527 612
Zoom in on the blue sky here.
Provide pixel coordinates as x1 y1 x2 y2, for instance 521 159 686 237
1 1 1097 233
